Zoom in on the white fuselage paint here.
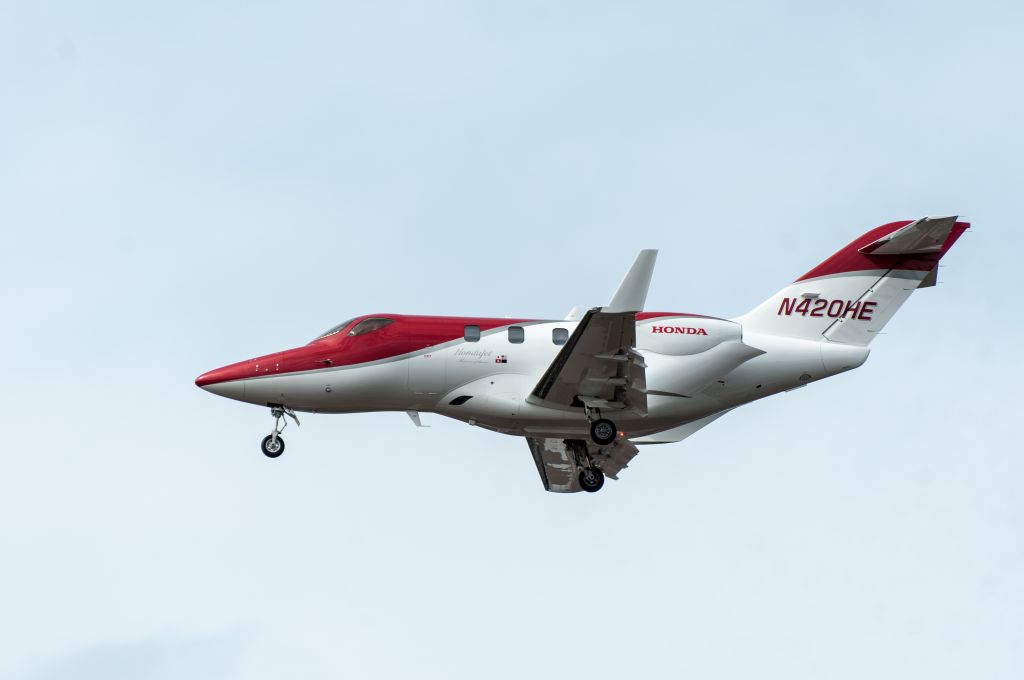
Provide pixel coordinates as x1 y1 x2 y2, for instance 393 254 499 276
205 315 870 441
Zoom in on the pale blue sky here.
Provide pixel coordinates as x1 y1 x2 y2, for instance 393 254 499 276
1 1 1022 678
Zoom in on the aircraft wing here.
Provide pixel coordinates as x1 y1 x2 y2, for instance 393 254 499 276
529 307 648 414
527 249 657 415
527 436 639 493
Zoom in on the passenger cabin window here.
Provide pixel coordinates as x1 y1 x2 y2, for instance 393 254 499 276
464 325 481 342
348 318 394 336
508 326 525 344
552 327 569 345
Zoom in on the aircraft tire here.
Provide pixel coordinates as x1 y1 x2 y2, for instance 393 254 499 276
579 467 605 493
261 434 285 458
590 418 617 445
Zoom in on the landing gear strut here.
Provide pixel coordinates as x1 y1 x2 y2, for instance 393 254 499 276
261 405 299 458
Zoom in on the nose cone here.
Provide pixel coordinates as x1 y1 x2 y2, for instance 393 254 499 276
195 363 249 400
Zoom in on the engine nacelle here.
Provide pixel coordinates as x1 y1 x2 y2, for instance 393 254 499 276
636 316 742 355
638 316 764 397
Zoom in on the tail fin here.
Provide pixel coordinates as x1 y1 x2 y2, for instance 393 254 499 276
736 216 970 345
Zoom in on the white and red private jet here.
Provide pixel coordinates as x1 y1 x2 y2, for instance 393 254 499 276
197 216 969 493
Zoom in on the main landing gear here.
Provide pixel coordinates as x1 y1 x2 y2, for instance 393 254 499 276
585 406 617 446
590 418 617 446
567 439 606 493
578 466 605 493
570 407 617 492
261 405 299 458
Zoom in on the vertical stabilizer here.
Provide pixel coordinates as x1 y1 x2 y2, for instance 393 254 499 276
735 217 969 345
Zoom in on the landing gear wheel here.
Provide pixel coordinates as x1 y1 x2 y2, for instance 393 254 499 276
590 418 617 445
261 434 285 458
579 467 605 493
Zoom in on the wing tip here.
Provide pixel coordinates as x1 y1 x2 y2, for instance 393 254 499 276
605 249 659 313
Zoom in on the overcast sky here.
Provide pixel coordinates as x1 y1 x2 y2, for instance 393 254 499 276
1 1 1022 678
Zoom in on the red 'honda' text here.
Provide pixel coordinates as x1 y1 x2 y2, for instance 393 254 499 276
651 326 708 335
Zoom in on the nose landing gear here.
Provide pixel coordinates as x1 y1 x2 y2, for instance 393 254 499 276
261 434 284 458
261 405 299 458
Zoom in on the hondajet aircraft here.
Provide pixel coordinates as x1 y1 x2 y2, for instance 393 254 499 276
197 216 969 493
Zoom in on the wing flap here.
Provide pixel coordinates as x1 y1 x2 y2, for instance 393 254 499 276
527 437 579 492
591 438 638 479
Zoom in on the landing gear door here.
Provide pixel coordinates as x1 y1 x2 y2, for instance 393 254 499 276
408 335 446 394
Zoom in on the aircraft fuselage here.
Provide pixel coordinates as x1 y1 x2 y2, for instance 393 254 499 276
196 312 868 440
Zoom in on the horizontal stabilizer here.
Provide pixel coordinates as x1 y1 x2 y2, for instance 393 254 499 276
859 215 958 256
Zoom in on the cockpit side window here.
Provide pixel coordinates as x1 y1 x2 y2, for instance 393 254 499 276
348 317 395 336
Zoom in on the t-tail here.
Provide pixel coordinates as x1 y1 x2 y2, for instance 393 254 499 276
736 216 970 345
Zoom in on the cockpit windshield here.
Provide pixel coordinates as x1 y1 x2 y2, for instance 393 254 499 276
314 317 395 341
315 318 357 340
348 318 394 336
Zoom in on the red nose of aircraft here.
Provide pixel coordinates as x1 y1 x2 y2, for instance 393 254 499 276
196 346 315 401
195 360 250 399
195 365 242 388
